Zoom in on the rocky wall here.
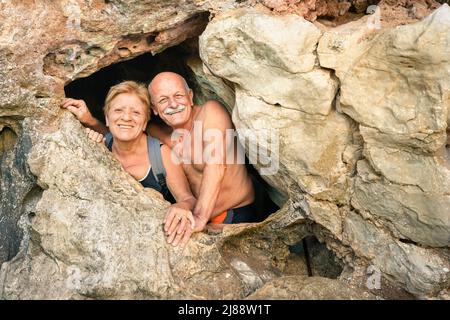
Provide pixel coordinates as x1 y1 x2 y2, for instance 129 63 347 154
0 0 449 299
199 4 450 297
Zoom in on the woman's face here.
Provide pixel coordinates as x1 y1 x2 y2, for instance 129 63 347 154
106 93 148 143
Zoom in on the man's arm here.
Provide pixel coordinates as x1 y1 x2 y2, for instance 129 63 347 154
192 101 232 231
192 163 226 231
161 145 197 247
61 98 109 135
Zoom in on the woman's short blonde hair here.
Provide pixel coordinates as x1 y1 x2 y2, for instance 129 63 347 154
103 81 151 122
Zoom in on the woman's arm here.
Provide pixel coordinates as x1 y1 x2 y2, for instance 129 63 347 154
61 98 109 135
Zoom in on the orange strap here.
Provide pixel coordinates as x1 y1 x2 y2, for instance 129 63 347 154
210 211 228 224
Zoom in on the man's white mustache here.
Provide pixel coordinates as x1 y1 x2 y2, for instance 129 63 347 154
164 105 186 115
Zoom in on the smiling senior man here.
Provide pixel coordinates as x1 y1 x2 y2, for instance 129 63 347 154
148 72 258 238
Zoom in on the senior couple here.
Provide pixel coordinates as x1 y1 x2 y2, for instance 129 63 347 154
62 72 269 247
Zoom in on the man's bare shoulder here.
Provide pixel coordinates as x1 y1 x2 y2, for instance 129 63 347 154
201 100 231 123
203 100 228 114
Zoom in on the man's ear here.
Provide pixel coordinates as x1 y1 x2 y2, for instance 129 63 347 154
188 89 194 105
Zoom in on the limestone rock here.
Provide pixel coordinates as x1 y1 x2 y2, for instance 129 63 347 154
247 276 375 300
232 89 355 205
186 56 236 112
255 0 374 22
319 4 450 152
343 210 450 296
319 5 450 249
200 9 339 116
0 117 313 299
352 158 450 247
1 0 450 300
199 5 450 298
2 115 178 299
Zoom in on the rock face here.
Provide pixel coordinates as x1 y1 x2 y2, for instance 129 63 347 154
247 276 375 300
254 0 375 21
200 4 450 297
1 0 449 299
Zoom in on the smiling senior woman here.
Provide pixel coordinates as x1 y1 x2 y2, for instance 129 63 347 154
62 81 196 247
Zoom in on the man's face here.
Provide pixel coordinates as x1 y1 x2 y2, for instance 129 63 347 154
105 93 148 142
149 76 194 129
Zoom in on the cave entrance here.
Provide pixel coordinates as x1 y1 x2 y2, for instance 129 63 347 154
64 38 284 218
64 41 200 125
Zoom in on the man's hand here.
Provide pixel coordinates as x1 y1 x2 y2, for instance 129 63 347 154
85 128 105 143
164 203 196 247
61 98 95 127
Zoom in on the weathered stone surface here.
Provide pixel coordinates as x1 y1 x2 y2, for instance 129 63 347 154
0 128 36 265
319 4 450 152
247 276 375 300
353 151 450 247
1 0 450 300
319 5 450 249
199 5 450 298
254 0 372 22
343 210 450 296
1 115 178 299
307 198 343 241
200 9 339 116
231 90 355 205
186 56 236 112
0 117 313 299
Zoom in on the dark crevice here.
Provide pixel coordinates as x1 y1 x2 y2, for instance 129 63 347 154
398 238 419 246
0 127 38 265
22 186 44 223
0 127 18 154
349 1 382 14
288 235 343 279
146 34 156 45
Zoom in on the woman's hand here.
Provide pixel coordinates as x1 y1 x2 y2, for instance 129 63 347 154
61 98 95 127
164 203 196 247
85 128 105 143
